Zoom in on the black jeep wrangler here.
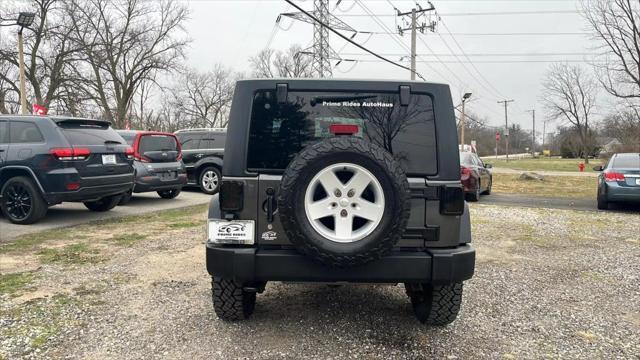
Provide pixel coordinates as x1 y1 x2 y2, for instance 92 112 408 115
206 79 474 325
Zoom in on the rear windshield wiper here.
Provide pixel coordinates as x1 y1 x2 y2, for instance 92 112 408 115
104 140 122 145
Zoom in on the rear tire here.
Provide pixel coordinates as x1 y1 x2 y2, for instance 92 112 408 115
406 283 463 326
483 177 492 195
211 277 256 321
468 180 481 202
84 194 121 212
118 190 133 205
157 188 181 199
597 194 609 210
199 167 221 195
0 176 48 224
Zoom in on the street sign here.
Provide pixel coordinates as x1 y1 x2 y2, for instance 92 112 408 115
495 132 501 141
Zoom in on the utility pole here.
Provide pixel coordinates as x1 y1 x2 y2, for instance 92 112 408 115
17 28 28 114
460 93 472 147
542 119 548 150
396 2 436 80
498 99 514 161
527 109 535 157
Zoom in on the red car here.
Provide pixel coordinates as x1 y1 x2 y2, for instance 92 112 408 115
460 151 493 201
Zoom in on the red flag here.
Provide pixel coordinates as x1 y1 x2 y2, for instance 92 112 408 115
33 104 47 116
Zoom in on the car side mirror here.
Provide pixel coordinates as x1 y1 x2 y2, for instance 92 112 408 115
484 163 492 169
592 165 603 171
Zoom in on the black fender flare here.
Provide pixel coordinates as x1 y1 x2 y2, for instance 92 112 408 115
0 166 46 194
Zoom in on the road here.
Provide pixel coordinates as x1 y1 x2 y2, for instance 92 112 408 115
481 193 640 213
491 167 598 177
0 188 211 242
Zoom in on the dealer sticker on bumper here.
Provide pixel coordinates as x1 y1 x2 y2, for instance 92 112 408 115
208 220 255 244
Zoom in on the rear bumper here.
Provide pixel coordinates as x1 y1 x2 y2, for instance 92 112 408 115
604 183 640 202
133 173 187 192
44 179 133 203
206 244 475 284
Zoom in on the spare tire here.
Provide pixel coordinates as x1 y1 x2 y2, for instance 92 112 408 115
278 137 410 267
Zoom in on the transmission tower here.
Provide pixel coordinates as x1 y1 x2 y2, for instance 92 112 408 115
281 0 356 78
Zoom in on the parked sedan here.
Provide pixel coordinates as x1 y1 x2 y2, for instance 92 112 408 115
116 130 187 204
594 152 640 210
460 151 493 202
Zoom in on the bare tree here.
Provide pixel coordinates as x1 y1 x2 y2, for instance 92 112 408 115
583 0 640 102
0 0 81 113
250 44 315 78
170 66 236 128
65 0 189 128
541 63 598 163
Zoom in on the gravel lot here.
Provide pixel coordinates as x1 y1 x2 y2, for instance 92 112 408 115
1 204 639 359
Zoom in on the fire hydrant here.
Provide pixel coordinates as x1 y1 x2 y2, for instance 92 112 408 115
579 163 585 172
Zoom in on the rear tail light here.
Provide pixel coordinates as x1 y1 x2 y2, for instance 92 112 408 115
220 181 244 212
440 186 464 215
65 182 80 190
50 147 90 160
125 146 135 160
460 166 471 181
604 171 625 182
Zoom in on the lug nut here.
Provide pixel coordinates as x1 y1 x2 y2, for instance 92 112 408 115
340 209 348 217
347 189 355 197
334 189 342 197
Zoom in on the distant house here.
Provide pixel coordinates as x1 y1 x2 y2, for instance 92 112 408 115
597 137 622 154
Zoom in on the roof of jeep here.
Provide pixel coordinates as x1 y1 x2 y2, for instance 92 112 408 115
237 78 448 87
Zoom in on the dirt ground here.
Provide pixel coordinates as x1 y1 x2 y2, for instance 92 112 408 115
1 204 639 359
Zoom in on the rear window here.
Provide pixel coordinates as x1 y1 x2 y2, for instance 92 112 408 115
247 90 437 175
612 154 640 169
118 132 137 146
58 120 124 146
138 134 178 153
200 134 226 149
460 153 474 165
177 134 200 150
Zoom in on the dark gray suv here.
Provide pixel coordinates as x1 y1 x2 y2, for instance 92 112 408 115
205 79 474 325
0 116 134 224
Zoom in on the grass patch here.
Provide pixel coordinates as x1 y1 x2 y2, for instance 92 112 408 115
111 233 147 246
167 221 201 229
1 204 208 255
485 157 604 172
492 173 596 199
0 272 34 295
38 243 103 265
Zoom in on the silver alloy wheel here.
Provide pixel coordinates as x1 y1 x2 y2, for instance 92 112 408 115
304 163 385 243
202 170 219 191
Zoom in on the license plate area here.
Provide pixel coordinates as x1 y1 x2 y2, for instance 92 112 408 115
636 178 640 186
159 171 177 180
208 220 255 245
102 154 116 165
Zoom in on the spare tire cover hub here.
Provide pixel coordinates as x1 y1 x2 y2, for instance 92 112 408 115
304 163 385 243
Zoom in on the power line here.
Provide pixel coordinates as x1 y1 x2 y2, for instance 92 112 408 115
355 59 598 63
341 52 594 57
437 18 507 100
339 10 582 17
283 0 425 80
353 0 442 80
361 31 588 36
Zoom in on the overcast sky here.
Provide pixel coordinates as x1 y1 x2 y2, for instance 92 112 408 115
182 0 606 135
